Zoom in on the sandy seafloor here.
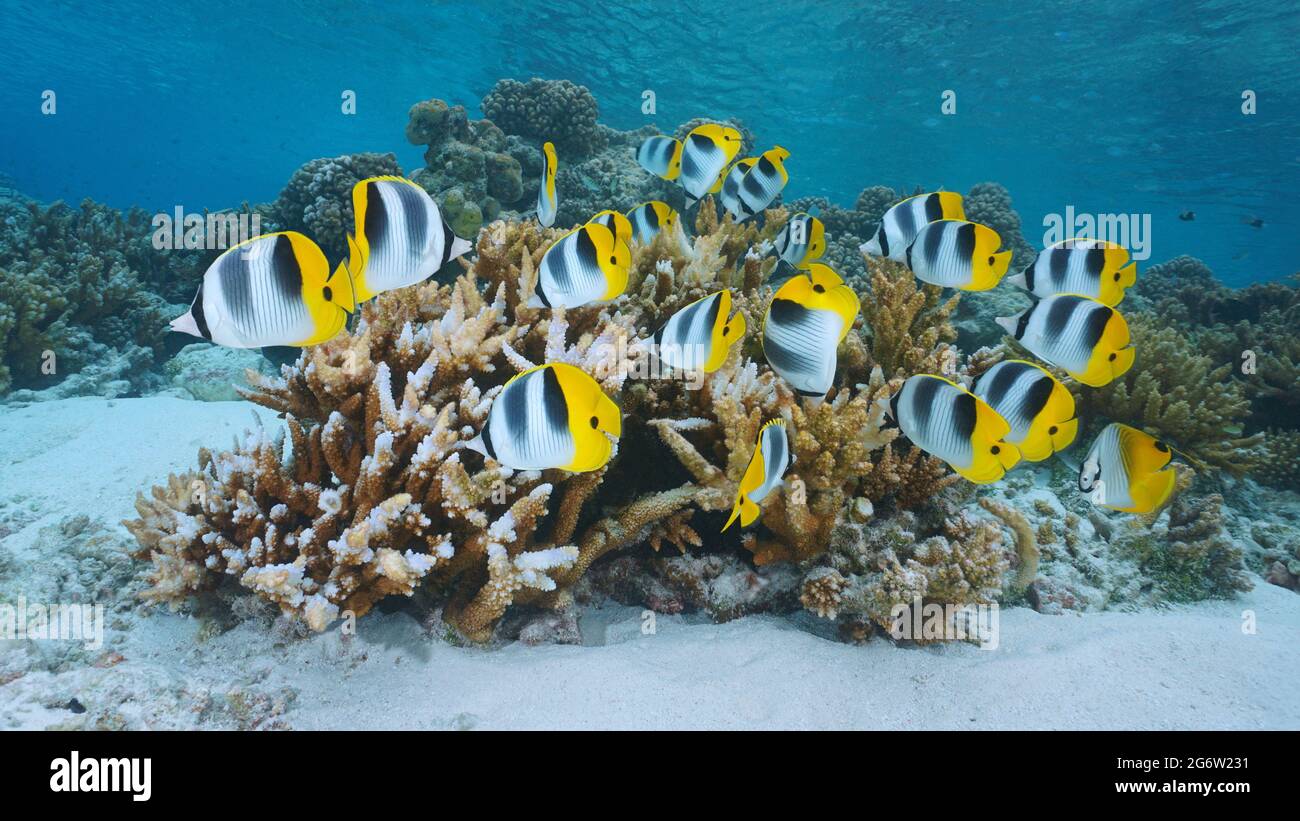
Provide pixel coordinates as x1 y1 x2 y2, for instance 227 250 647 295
1 396 1298 730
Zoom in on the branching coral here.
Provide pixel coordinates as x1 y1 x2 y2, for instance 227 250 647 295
1077 313 1263 474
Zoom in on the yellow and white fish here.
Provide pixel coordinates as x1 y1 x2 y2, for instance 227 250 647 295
1009 238 1137 307
588 208 632 246
339 175 474 303
905 219 1012 290
170 231 355 348
733 146 790 221
678 123 743 206
862 191 966 262
995 293 1135 387
1078 423 1176 513
761 263 860 400
651 289 747 373
536 141 558 228
972 360 1078 461
773 212 826 269
636 135 684 180
465 362 622 473
718 157 756 221
626 201 678 244
723 420 792 531
887 374 1022 483
528 221 631 309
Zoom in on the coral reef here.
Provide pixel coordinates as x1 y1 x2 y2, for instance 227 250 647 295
482 78 605 157
1077 313 1263 474
264 152 404 262
0 198 187 397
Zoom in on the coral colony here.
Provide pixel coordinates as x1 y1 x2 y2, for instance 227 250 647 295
3 79 1295 649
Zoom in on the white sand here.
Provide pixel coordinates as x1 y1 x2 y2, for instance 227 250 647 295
2 396 1298 730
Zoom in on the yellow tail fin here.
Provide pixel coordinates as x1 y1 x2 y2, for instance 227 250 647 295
722 494 760 532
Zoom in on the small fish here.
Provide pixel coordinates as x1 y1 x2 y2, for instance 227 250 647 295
537 141 558 228
1244 216 1264 228
678 123 743 206
170 232 355 348
886 374 1022 483
733 146 791 221
762 263 860 400
588 209 632 246
528 221 630 308
626 201 678 243
341 175 474 303
863 191 966 262
723 420 791 531
995 294 1134 387
1078 423 1176 513
465 363 622 472
651 289 747 373
905 219 1012 290
1178 210 1195 221
773 212 826 268
972 360 1078 461
636 135 684 180
718 157 756 221
1008 238 1136 307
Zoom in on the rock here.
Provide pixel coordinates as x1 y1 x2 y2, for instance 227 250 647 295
165 343 268 402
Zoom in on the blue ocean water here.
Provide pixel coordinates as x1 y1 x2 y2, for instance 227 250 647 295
2 0 1296 286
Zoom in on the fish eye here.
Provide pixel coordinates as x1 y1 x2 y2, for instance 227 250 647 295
590 416 599 429
1113 273 1121 281
1108 352 1118 361
991 445 1001 455
610 255 617 264
722 326 730 336
813 284 825 293
323 286 333 301
987 256 995 265
1049 425 1059 435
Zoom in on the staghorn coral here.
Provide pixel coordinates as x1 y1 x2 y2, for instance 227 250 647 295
1077 313 1263 474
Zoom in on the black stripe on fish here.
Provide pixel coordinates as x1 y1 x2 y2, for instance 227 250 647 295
542 366 569 433
503 371 530 442
922 220 944 265
952 391 977 442
644 205 660 232
1022 262 1036 290
1049 247 1068 286
764 299 824 376
272 234 303 304
480 417 497 459
1014 310 1031 339
955 221 976 262
218 247 252 330
191 280 211 340
393 181 428 257
896 202 916 237
1042 295 1077 343
910 375 942 433
1084 247 1105 278
981 362 1023 410
1082 302 1112 349
1022 374 1054 420
576 225 599 270
440 217 455 267
702 291 722 334
924 193 943 223
365 181 388 257
877 225 890 258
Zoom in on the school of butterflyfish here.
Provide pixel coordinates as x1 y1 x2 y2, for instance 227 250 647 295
169 120 1178 537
